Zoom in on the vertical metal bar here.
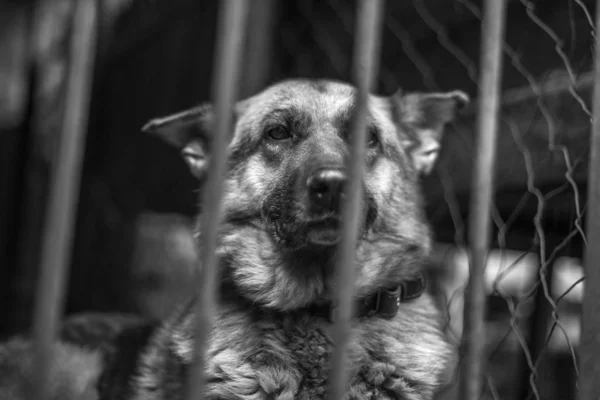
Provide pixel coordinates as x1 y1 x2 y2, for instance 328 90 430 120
577 0 600 398
185 1 249 399
459 1 507 400
327 1 384 399
30 1 98 400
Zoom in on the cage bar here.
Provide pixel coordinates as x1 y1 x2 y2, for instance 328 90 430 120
327 1 385 399
30 1 98 400
577 1 600 398
184 1 249 399
458 0 507 399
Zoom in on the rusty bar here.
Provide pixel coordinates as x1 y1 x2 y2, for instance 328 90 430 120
458 0 507 399
327 0 385 399
185 1 249 399
30 1 98 400
577 1 600 398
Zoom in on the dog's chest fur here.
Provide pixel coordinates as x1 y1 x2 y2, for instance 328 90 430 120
131 294 453 400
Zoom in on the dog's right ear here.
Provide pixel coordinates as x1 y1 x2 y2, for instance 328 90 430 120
142 104 214 180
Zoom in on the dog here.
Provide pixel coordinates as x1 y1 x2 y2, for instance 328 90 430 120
123 78 470 400
0 78 468 400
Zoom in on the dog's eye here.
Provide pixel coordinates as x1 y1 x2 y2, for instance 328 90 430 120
267 126 292 141
367 127 380 147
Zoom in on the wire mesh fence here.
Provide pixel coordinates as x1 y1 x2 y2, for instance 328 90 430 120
270 1 594 399
1 0 597 399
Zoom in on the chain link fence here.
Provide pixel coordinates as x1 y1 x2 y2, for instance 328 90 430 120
270 1 593 399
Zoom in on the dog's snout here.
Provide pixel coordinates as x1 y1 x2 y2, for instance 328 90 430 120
307 168 346 211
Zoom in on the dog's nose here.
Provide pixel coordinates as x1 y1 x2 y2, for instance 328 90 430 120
307 168 347 211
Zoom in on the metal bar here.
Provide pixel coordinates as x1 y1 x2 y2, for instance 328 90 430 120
458 0 507 399
577 0 600 397
30 1 98 400
185 1 249 399
327 1 384 399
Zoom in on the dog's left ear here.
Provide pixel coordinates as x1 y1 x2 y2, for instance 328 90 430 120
391 89 470 175
142 104 215 180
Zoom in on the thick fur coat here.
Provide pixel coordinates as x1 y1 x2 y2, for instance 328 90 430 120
128 79 468 399
0 78 468 400
131 284 455 400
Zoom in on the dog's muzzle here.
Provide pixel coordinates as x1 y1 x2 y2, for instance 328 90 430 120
262 167 377 249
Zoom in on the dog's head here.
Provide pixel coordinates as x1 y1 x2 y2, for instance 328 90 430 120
144 79 468 309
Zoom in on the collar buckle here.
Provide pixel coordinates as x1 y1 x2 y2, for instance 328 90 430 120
329 273 427 322
367 273 427 319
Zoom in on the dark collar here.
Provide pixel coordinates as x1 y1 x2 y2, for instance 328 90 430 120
223 273 427 322
312 273 427 322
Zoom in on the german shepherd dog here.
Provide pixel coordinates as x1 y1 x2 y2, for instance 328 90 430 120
0 78 468 400
125 79 469 400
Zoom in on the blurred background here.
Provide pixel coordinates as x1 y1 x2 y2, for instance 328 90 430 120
0 0 592 399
